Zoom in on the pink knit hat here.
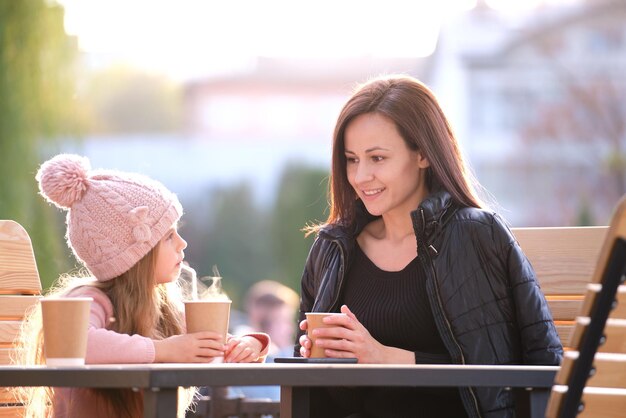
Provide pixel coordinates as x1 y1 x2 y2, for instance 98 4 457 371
36 154 183 281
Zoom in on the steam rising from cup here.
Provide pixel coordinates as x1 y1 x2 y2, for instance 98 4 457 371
180 263 230 301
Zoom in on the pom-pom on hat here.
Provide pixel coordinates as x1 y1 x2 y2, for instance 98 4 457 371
36 154 183 281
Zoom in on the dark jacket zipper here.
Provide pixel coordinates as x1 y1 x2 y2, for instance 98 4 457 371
415 208 482 418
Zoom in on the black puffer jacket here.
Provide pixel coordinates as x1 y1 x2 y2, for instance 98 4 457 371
296 191 563 418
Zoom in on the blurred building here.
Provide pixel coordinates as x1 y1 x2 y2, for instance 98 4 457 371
183 56 431 142
430 0 626 226
182 0 625 227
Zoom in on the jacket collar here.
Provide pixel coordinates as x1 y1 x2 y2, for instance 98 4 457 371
319 190 454 242
414 190 454 238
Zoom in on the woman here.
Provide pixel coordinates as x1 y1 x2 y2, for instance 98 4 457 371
296 75 563 418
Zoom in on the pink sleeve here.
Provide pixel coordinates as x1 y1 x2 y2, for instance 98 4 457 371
245 332 271 358
67 286 156 364
227 332 271 363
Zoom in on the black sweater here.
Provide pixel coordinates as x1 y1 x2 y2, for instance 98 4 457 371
320 244 466 418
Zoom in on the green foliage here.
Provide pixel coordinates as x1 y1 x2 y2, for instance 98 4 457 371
575 198 593 227
182 182 273 308
0 0 78 289
81 66 183 134
269 163 328 291
181 165 329 308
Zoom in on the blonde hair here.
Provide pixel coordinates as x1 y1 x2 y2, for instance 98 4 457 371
13 243 196 418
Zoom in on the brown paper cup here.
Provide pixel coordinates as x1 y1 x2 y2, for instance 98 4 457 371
306 312 347 358
41 297 92 366
184 300 231 343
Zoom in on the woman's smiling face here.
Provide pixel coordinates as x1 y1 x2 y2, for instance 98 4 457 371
344 112 430 218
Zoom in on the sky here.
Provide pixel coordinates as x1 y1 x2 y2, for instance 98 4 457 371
56 0 581 81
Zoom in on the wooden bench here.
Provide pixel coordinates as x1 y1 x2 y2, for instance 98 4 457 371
544 195 626 418
512 226 608 349
0 220 42 417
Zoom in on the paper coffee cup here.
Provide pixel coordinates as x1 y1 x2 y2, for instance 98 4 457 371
41 297 92 366
184 300 231 343
306 312 347 358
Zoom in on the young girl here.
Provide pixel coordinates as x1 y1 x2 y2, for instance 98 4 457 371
15 154 270 418
296 75 563 418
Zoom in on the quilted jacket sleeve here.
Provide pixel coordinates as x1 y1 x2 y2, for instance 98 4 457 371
294 237 319 356
495 217 564 365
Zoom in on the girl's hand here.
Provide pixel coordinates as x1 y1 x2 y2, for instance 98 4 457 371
154 331 225 363
224 335 263 363
312 305 393 364
298 319 312 358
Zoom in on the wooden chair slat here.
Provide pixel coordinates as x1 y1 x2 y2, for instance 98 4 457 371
581 284 626 319
0 406 25 417
556 352 626 387
576 391 626 418
512 227 607 295
547 386 626 418
0 387 17 404
0 348 14 365
0 221 41 295
0 295 40 320
545 385 566 418
0 321 21 346
612 290 626 319
555 323 574 347
588 356 626 388
547 298 584 321
569 318 626 353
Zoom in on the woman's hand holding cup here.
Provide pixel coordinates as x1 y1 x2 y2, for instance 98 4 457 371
299 309 352 359
300 305 396 363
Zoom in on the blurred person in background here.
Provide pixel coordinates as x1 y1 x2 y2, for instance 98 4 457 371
234 280 299 400
244 280 300 357
296 75 563 418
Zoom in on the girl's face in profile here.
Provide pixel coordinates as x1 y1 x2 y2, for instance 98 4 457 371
344 112 430 218
154 225 187 284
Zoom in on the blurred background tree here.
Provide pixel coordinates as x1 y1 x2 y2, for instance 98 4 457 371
522 69 626 224
0 0 80 288
83 66 183 134
187 182 273 304
270 164 328 292
180 164 328 306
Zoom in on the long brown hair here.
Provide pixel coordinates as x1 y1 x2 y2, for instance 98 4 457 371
324 75 485 229
14 243 193 418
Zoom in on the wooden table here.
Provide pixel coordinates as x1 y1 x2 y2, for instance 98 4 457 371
0 363 558 418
